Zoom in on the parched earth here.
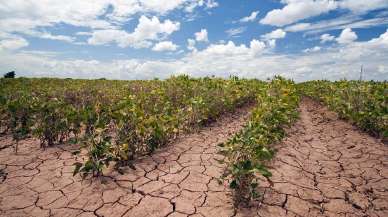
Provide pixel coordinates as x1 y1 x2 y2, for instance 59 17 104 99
0 99 387 217
0 105 252 217
247 98 388 217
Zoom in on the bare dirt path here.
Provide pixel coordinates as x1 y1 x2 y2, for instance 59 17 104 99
246 98 388 217
0 105 252 217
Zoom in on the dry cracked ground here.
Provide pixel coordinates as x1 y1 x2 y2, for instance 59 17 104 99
0 98 387 217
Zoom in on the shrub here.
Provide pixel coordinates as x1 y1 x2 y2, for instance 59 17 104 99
3 71 15 78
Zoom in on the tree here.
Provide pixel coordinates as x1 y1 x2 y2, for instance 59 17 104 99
4 71 15 78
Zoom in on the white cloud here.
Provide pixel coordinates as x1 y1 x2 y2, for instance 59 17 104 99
187 38 196 51
226 27 246 37
339 0 388 13
261 0 388 31
152 41 178 52
87 29 149 48
76 32 93 36
368 29 388 45
197 40 266 57
130 16 180 40
0 0 216 46
378 65 386 73
303 46 321 53
249 40 267 55
87 16 180 48
195 29 208 42
285 16 388 34
0 36 29 51
239 11 259 22
37 32 75 43
139 0 186 14
2 30 388 81
205 0 219 8
0 1 112 34
184 0 219 12
262 29 287 40
336 28 358 44
1 1 387 82
320 33 335 43
260 0 338 26
268 39 277 48
285 23 311 32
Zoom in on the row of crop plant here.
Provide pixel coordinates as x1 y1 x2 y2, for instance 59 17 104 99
0 76 263 176
299 80 387 139
219 77 300 206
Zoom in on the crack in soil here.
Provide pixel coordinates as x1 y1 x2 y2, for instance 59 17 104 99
1 99 387 217
254 98 388 217
0 105 252 217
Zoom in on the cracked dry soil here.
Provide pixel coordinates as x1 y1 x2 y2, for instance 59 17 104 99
0 105 252 217
0 98 387 217
244 98 387 217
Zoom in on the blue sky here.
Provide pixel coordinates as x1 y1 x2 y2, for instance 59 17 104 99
0 0 388 81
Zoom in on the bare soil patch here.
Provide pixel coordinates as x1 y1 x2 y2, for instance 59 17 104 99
0 105 252 217
245 98 388 217
1 99 387 217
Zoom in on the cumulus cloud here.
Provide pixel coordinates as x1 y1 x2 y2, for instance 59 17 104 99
152 41 178 52
268 39 277 48
197 40 266 57
37 32 75 43
185 0 219 12
187 38 196 51
339 0 388 13
303 46 321 53
285 16 388 34
260 0 338 26
87 16 180 48
368 29 388 45
0 0 216 46
260 0 388 27
0 37 29 51
195 29 208 42
249 40 267 55
320 33 335 43
3 30 388 81
336 28 358 44
239 11 259 22
0 0 387 82
261 29 287 40
285 23 311 32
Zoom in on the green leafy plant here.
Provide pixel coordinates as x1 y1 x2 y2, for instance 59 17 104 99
299 80 387 139
33 98 72 148
0 76 263 177
6 94 34 153
73 128 113 177
219 77 299 207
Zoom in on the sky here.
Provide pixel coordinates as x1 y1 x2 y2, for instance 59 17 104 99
0 0 388 81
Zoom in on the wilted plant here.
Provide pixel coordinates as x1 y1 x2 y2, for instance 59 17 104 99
73 127 113 177
6 94 34 153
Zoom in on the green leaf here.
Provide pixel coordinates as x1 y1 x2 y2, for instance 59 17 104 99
242 160 252 170
73 162 83 176
69 138 78 144
229 180 238 189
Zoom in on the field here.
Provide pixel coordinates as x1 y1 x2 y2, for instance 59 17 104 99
0 77 387 217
